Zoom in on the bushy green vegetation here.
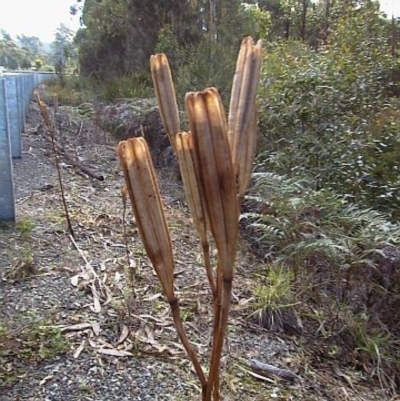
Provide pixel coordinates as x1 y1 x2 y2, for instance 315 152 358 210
0 31 41 70
257 3 400 219
246 5 400 375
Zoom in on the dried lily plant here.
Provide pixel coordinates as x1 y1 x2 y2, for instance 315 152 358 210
118 37 262 400
35 92 74 238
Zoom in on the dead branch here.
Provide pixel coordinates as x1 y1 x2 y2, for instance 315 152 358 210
39 124 104 181
246 359 300 382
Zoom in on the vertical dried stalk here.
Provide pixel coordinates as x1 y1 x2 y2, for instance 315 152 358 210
35 92 74 238
122 36 263 401
151 55 215 298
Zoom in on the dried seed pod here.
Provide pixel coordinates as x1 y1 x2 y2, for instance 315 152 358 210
117 137 174 299
186 87 240 400
185 88 239 275
175 131 215 293
228 37 262 198
150 53 181 150
117 137 207 391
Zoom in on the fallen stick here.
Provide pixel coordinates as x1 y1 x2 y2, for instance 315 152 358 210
54 140 104 180
39 125 104 181
247 359 300 382
60 323 93 333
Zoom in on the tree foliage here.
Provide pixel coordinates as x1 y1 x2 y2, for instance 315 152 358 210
0 27 77 72
50 24 78 74
74 0 265 81
258 1 400 219
0 31 42 70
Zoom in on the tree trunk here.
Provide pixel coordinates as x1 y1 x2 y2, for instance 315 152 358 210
209 0 217 42
391 15 397 58
300 0 308 41
284 18 290 40
323 0 331 44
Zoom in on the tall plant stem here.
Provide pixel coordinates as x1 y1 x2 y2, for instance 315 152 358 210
36 93 74 238
169 297 208 397
201 240 216 298
206 277 233 401
211 263 223 400
51 131 74 238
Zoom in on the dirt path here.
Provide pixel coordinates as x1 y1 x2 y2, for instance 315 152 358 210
0 98 388 401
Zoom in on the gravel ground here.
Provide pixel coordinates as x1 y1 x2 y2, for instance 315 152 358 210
0 98 391 401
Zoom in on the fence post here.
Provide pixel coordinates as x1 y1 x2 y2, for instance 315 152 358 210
5 74 22 158
0 75 16 221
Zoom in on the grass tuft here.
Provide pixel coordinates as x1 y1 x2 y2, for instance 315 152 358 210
0 314 70 385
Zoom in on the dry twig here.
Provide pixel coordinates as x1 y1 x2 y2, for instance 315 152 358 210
35 92 75 237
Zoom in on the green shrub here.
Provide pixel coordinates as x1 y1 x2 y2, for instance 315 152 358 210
45 75 94 106
174 38 238 108
100 73 154 101
257 38 400 218
41 65 54 72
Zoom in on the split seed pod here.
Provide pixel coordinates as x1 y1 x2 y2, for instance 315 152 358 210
117 137 175 300
186 88 243 400
118 137 207 390
175 131 215 293
185 88 238 279
150 53 181 150
175 132 207 243
228 37 262 198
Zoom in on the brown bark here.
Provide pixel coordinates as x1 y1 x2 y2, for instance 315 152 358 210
209 0 217 42
300 0 309 41
323 0 331 43
391 15 397 58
